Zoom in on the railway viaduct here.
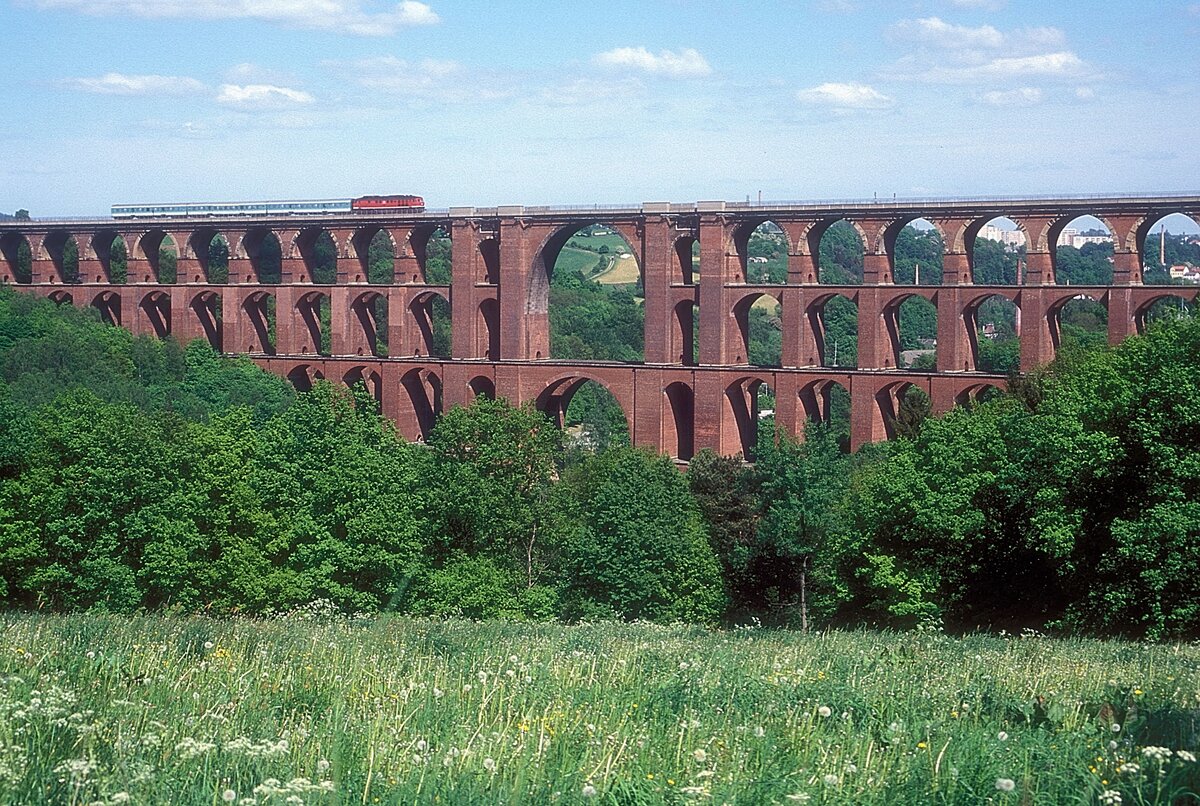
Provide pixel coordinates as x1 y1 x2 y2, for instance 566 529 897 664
1 194 1197 457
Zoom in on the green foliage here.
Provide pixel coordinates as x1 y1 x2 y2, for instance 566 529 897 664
819 220 863 283
559 446 725 624
893 226 943 285
971 237 1020 284
1055 242 1113 286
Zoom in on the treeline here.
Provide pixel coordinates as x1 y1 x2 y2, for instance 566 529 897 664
0 287 1197 639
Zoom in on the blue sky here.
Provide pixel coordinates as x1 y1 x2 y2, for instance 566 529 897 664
1 0 1197 215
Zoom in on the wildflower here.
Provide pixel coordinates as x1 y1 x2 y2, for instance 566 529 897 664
462 684 472 693
995 778 1016 792
111 794 131 804
581 783 597 798
204 641 214 650
1109 741 1119 751
845 763 857 774
1142 746 1172 762
1111 723 1122 733
433 687 444 699
86 651 95 660
817 706 832 718
753 726 765 738
785 795 811 803
1099 790 1122 805
222 790 237 803
998 731 1008 741
477 671 488 683
317 759 330 774
1117 762 1139 774
917 742 927 749
822 774 839 786
416 739 428 752
692 748 707 763
483 757 496 773
1176 750 1196 763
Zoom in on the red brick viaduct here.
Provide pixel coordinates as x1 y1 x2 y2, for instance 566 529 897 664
1 194 1197 457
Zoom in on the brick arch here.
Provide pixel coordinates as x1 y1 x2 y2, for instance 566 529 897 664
186 228 228 283
476 297 499 360
137 289 171 338
290 226 341 284
342 365 383 405
729 217 791 284
954 382 1002 407
722 372 776 459
467 374 496 401
1133 291 1197 333
294 289 331 356
730 289 783 366
662 380 694 461
187 289 223 350
534 370 633 434
132 229 175 284
347 225 397 284
233 228 283 283
671 298 698 366
409 288 451 358
402 223 453 284
286 363 325 392
797 377 849 426
47 289 74 305
1130 210 1200 254
528 220 644 315
1045 289 1108 355
0 231 31 284
90 289 122 326
240 290 276 354
347 289 388 357
87 229 127 284
804 290 859 368
398 366 442 440
39 230 76 283
962 291 1021 372
803 218 869 283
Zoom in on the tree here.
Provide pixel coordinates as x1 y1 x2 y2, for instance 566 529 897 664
688 450 760 613
14 210 30 221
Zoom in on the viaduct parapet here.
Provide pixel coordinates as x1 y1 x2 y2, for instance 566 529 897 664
2 194 1196 456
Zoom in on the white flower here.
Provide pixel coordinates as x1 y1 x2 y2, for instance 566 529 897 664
753 726 765 738
1099 790 1122 806
111 794 131 804
817 706 832 718
581 783 597 798
785 795 811 803
483 757 496 772
1117 762 1140 774
692 748 707 763
509 655 518 664
204 641 214 650
222 790 237 803
416 739 427 752
997 731 1008 741
317 759 330 774
477 671 488 683
1111 723 1122 733
1109 740 1120 751
462 683 472 693
86 651 95 659
1176 750 1196 763
822 774 839 786
995 777 1016 792
433 687 444 699
1142 746 1172 761
845 763 857 774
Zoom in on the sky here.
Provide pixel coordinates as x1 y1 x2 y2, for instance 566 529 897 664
0 0 1198 216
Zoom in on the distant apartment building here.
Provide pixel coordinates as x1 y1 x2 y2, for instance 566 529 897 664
1058 228 1113 249
1168 264 1200 284
978 224 1026 248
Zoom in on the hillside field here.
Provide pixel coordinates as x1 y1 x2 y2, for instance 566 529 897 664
1 614 1197 804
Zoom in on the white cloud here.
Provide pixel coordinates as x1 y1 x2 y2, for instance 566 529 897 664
796 82 894 109
31 0 439 36
927 51 1087 83
216 84 315 109
334 57 516 104
890 17 1065 53
978 87 1042 106
63 72 206 95
593 47 712 78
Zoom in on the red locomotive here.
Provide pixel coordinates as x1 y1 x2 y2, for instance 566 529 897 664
352 195 425 211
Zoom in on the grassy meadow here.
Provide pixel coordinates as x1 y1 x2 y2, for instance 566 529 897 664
1 613 1197 805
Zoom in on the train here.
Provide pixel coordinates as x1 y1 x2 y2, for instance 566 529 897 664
110 195 425 218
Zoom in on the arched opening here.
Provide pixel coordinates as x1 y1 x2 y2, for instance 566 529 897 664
399 367 442 441
537 375 631 453
965 293 1020 373
815 219 865 284
91 290 121 326
342 366 383 407
189 230 229 284
479 237 500 284
534 223 644 363
968 216 1025 285
955 383 1003 408
808 293 858 368
287 364 325 393
887 293 938 369
43 231 79 284
48 290 73 305
189 291 222 350
1049 293 1108 354
296 228 338 284
347 290 387 357
241 229 282 284
138 290 171 338
734 220 788 284
1054 216 1113 286
295 290 331 356
0 232 32 284
1135 294 1195 333
241 291 276 354
890 218 943 286
675 234 697 285
662 381 694 461
732 291 782 367
798 379 851 452
875 381 923 442
408 225 452 285
467 375 496 401
136 231 178 284
722 376 774 461
92 230 127 284
671 299 699 365
1138 212 1200 285
477 298 499 360
408 290 451 358
351 227 395 285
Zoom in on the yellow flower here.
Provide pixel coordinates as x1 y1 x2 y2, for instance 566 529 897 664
1134 689 1143 696
646 773 654 780
667 779 675 786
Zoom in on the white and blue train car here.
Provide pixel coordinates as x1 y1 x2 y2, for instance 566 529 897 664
111 199 354 218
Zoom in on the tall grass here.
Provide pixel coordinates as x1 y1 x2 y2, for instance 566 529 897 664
0 611 1196 804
